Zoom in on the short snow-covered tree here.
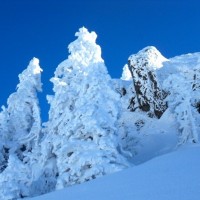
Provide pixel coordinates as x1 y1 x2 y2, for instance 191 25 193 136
164 67 199 145
128 46 168 118
45 27 129 189
0 154 32 199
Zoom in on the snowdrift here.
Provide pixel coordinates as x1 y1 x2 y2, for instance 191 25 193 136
29 145 200 200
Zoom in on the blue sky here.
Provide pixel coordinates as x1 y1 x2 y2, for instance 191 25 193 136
0 0 200 120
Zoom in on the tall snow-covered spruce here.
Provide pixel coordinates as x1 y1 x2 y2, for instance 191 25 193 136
45 27 129 189
0 58 43 199
5 57 42 153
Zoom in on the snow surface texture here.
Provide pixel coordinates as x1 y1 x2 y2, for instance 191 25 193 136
0 27 200 199
28 144 200 200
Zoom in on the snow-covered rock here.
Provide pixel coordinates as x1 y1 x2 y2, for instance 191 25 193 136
127 46 168 118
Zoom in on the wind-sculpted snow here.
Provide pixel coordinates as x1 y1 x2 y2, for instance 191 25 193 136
0 28 199 200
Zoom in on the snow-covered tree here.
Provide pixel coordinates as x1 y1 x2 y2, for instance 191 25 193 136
0 106 10 173
45 27 129 189
5 57 42 156
26 134 58 197
0 154 32 199
164 68 199 145
192 65 200 113
0 58 43 199
128 46 168 118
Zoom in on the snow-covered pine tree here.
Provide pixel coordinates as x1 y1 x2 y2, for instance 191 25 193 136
0 58 43 199
5 57 42 156
0 154 32 199
164 67 199 145
128 46 168 118
0 106 9 173
45 27 129 189
192 64 200 113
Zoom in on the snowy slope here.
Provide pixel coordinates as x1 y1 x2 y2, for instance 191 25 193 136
29 145 200 200
157 52 200 83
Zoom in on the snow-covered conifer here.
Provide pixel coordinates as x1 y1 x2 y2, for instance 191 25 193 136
164 68 199 145
0 154 32 199
5 58 42 155
0 58 43 199
0 106 10 172
192 64 200 113
45 27 129 189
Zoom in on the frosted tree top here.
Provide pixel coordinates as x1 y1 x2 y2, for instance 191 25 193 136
54 27 106 80
65 27 103 67
17 57 43 92
68 27 103 66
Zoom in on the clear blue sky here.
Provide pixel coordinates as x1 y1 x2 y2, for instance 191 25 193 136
0 0 200 120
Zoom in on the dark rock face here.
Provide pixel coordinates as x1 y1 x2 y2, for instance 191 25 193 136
127 47 168 118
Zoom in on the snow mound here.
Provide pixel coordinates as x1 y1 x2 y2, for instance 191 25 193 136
157 52 200 82
28 145 200 200
121 64 132 81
